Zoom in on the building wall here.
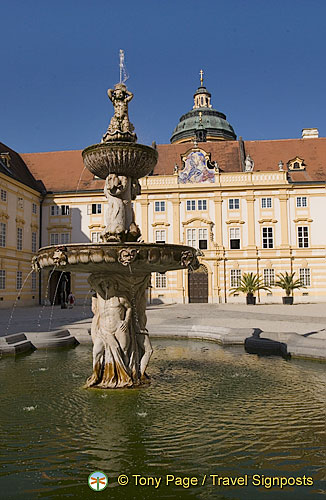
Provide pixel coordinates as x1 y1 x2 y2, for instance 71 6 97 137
2 147 326 307
0 173 42 308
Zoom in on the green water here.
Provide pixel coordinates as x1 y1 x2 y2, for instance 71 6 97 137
0 340 325 499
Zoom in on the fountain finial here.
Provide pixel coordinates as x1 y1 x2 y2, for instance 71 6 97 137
119 49 129 84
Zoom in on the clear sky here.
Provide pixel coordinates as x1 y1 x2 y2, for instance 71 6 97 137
1 0 325 153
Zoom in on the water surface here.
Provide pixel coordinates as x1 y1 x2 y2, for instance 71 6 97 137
0 340 325 499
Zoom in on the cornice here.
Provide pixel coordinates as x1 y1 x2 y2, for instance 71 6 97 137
152 222 170 227
225 219 245 225
15 217 25 226
182 217 214 226
258 218 278 224
293 217 313 223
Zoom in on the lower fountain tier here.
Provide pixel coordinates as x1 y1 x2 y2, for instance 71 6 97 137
33 242 199 274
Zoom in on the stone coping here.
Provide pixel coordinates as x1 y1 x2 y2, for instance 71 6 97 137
1 323 325 362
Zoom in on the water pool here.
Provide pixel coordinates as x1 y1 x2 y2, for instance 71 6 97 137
0 340 325 499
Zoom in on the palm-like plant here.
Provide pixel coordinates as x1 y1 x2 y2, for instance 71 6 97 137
230 272 271 302
275 272 305 297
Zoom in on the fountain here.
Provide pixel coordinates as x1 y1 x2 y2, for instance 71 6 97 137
32 66 199 389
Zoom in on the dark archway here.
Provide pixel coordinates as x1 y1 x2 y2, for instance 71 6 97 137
188 264 208 303
49 271 71 305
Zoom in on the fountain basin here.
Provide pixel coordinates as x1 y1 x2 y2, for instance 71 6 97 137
33 242 199 274
82 142 158 179
0 340 325 499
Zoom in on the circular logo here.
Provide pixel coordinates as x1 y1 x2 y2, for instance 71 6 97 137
88 471 108 491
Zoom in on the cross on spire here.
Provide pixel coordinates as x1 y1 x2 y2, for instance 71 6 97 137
199 69 204 86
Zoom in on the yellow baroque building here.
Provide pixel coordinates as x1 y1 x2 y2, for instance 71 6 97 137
1 79 326 307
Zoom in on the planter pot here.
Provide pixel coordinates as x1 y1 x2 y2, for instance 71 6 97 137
282 296 293 305
246 295 256 305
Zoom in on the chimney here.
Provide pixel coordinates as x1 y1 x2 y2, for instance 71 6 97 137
302 128 319 139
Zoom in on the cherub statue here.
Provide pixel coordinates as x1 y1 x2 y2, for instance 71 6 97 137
102 83 137 142
101 173 141 242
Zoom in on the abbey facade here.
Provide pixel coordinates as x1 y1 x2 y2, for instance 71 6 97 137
1 79 325 307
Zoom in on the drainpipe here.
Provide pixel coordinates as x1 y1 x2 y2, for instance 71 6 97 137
223 252 227 303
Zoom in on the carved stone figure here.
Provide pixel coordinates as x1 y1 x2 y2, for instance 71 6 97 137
85 273 152 389
52 248 68 267
245 154 254 172
101 174 141 242
102 83 137 143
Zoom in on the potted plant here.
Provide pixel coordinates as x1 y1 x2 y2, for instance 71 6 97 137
230 272 271 305
275 272 306 304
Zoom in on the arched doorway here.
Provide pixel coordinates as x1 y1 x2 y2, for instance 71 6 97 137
188 264 208 303
49 271 71 305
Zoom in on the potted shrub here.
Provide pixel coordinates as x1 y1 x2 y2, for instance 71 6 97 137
275 272 306 304
230 272 271 305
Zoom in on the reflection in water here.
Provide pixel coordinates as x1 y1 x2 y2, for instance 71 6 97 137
0 340 325 500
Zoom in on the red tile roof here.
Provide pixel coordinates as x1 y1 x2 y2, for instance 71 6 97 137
21 138 326 193
22 150 104 193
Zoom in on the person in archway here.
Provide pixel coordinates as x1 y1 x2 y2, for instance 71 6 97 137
68 292 75 309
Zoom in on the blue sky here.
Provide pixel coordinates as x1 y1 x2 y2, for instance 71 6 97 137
1 0 325 152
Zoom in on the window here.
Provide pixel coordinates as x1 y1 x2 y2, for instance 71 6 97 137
31 271 37 291
0 223 6 247
91 232 101 243
186 228 208 249
50 233 59 245
155 273 167 288
230 227 240 250
0 270 5 289
187 200 196 211
61 205 69 215
155 230 166 243
228 198 240 210
186 200 207 211
296 197 307 208
186 228 196 247
51 205 59 216
87 204 102 215
32 232 37 253
230 269 241 288
198 228 208 250
300 268 311 286
16 271 22 290
17 227 23 250
61 233 70 244
0 189 7 202
198 199 207 211
51 204 70 215
298 226 309 248
17 197 24 209
262 227 273 249
264 269 275 286
32 203 37 214
154 201 165 212
261 197 272 209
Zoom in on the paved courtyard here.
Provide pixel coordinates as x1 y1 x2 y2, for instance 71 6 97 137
1 302 326 338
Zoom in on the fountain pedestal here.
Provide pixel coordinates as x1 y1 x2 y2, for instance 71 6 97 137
85 272 151 388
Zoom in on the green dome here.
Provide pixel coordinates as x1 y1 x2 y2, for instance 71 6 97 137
170 84 236 144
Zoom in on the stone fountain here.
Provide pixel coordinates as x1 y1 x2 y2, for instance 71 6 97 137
32 78 199 389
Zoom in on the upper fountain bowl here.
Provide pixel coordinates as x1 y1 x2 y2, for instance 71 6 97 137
82 142 158 180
